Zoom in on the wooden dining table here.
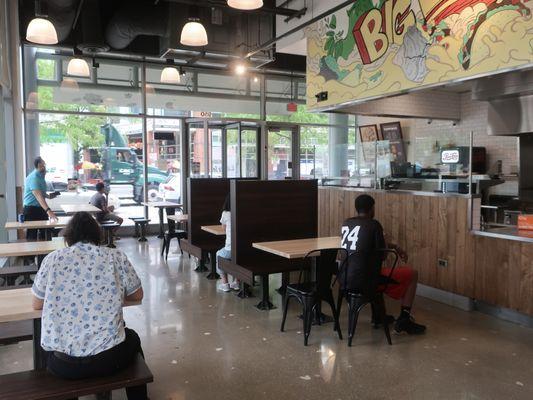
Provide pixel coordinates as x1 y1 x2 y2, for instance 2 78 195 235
252 236 341 259
5 217 71 241
0 240 66 258
200 225 225 236
253 236 342 321
167 214 188 223
0 287 140 370
61 204 101 214
141 201 183 238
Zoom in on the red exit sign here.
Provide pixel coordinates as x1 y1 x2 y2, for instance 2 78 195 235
287 102 298 112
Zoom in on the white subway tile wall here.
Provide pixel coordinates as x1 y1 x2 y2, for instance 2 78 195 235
355 92 519 195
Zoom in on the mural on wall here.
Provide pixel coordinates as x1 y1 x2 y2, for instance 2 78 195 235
306 0 533 110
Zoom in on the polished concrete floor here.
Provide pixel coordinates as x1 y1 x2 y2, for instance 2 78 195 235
1 238 533 399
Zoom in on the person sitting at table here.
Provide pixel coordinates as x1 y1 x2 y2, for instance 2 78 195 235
23 156 59 240
216 195 240 292
31 212 148 399
90 182 123 232
340 194 426 335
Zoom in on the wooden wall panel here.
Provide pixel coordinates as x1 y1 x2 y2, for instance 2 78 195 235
318 187 533 316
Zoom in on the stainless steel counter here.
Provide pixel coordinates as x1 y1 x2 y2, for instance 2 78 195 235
318 185 476 198
473 227 533 243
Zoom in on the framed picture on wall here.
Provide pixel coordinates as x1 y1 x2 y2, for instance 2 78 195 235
380 122 407 163
358 124 379 161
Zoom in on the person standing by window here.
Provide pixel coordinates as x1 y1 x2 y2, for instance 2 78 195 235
23 157 58 240
31 212 148 399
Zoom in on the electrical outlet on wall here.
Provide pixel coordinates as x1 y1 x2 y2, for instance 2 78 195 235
438 259 448 268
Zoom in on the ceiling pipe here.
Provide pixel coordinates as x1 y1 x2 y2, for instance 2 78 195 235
105 3 169 50
246 0 356 59
45 0 79 42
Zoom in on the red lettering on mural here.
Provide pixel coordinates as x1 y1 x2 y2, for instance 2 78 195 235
353 0 416 64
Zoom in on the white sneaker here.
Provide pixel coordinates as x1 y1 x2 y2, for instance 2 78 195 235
230 281 240 291
218 283 231 292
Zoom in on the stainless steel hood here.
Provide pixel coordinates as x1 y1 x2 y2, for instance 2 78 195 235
473 70 533 136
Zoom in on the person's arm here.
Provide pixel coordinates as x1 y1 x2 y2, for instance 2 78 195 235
32 296 44 310
119 251 143 304
383 232 408 262
125 287 143 302
31 254 51 309
32 190 57 220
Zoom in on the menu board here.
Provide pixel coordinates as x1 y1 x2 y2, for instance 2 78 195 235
306 0 533 110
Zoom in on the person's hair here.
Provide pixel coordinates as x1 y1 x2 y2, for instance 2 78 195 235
95 182 105 192
355 194 375 214
34 156 44 169
63 212 101 246
222 195 230 213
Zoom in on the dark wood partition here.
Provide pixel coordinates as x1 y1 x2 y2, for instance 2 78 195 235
186 178 229 252
230 179 318 276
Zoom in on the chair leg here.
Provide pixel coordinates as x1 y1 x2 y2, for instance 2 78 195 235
325 292 342 340
161 237 166 256
177 237 183 255
303 298 315 346
165 238 171 260
280 294 292 332
347 297 364 347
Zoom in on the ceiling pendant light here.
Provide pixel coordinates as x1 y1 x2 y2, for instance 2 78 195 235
26 1 58 45
160 66 181 84
227 0 263 10
180 18 208 46
67 57 90 77
60 77 79 92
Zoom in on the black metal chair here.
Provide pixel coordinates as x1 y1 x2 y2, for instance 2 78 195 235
161 229 188 259
281 248 347 346
129 217 145 238
336 248 400 347
132 219 150 242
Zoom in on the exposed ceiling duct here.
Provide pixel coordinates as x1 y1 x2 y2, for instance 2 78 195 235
105 3 169 50
43 0 79 43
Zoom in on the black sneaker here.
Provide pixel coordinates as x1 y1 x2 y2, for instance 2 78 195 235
371 314 395 329
394 316 426 335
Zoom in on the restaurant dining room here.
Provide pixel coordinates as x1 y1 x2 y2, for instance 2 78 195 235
1 0 533 399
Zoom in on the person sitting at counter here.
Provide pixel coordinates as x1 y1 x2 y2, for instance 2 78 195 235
340 194 426 335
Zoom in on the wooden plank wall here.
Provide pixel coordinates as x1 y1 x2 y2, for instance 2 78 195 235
318 187 533 316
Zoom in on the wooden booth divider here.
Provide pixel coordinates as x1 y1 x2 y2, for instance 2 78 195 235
219 179 318 309
180 178 229 278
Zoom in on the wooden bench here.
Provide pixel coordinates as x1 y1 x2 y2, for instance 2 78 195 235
0 265 39 286
0 354 153 400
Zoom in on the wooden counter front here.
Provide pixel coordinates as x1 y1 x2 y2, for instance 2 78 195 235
318 187 533 316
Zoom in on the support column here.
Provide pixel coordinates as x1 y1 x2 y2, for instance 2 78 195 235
259 75 267 180
328 114 349 177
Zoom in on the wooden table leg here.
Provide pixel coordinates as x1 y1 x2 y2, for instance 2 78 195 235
256 275 275 310
205 250 220 280
33 318 46 370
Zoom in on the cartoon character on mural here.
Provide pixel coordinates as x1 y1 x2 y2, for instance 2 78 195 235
306 0 533 109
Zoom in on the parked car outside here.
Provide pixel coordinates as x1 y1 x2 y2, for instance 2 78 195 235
158 173 181 203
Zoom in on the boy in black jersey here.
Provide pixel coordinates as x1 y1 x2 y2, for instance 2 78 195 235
340 194 426 335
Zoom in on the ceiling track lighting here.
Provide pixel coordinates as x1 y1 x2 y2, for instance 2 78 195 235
26 0 58 45
180 6 208 47
227 0 264 10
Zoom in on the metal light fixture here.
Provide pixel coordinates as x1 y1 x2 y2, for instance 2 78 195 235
67 57 90 77
180 18 208 46
235 62 247 75
26 1 58 45
160 67 181 84
227 0 263 10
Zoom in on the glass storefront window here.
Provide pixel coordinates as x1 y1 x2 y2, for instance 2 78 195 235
241 128 258 178
300 126 329 179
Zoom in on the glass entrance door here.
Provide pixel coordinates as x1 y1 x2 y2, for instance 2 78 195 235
267 125 298 180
